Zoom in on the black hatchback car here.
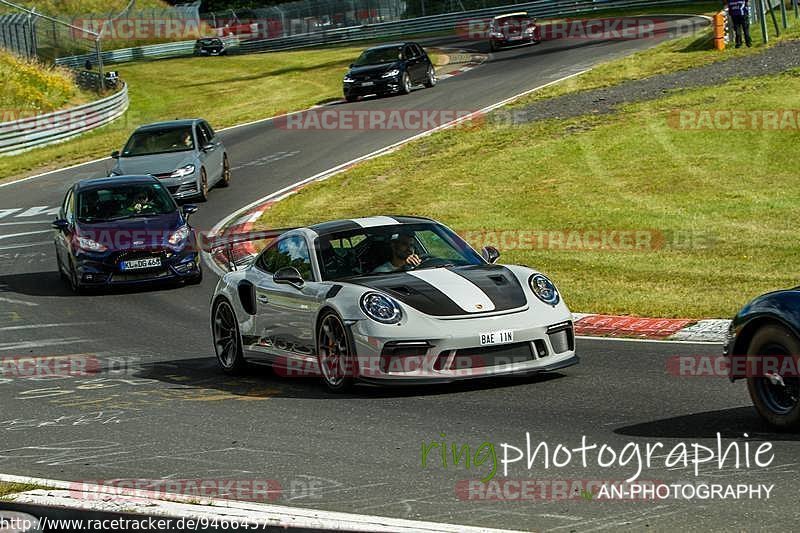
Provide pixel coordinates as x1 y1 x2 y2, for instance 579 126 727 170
343 42 436 102
725 287 800 429
194 37 227 56
52 175 202 293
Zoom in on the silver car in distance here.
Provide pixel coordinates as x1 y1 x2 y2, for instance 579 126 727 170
210 216 578 392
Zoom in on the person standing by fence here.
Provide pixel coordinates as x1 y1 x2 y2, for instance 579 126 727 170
727 0 752 48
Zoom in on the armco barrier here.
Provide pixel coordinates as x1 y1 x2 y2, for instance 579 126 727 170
54 0 700 66
0 83 128 155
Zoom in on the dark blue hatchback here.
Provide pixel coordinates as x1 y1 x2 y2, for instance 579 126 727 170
52 175 202 293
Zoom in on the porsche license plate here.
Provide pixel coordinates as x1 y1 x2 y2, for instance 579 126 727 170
121 257 161 271
479 330 514 346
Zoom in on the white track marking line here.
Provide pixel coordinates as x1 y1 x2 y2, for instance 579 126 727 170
0 230 52 240
0 323 96 332
0 473 523 533
0 296 38 307
576 335 723 345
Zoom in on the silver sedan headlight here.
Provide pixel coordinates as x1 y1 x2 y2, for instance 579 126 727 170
360 292 403 324
529 274 560 306
170 164 196 178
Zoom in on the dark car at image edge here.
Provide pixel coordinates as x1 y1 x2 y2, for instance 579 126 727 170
52 175 203 294
725 286 800 429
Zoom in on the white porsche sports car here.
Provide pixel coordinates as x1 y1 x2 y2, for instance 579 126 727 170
210 216 578 391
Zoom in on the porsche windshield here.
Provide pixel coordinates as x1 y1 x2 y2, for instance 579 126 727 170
316 223 484 280
353 46 402 66
77 183 176 222
122 126 194 157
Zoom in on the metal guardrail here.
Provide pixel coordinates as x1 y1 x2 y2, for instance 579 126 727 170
54 0 699 66
0 82 128 155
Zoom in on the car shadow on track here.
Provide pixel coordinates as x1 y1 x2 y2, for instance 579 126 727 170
614 407 800 441
127 356 568 400
0 271 194 298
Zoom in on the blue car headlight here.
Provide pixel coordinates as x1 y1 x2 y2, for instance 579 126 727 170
360 292 403 324
168 225 190 246
529 274 560 306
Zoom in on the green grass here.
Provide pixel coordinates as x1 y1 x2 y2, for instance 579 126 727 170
0 0 169 17
0 45 373 180
520 6 800 105
255 68 800 318
0 49 91 113
0 481 44 499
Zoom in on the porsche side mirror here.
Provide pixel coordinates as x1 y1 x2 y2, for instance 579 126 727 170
52 218 69 231
274 266 304 287
481 245 500 264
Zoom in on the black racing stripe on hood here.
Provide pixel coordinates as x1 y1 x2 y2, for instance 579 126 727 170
453 265 528 311
346 272 465 316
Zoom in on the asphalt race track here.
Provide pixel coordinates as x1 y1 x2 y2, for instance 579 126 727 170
2 16 798 531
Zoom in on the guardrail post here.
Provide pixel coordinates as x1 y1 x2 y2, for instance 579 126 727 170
95 37 105 94
758 0 769 42
780 0 788 27
795 0 799 18
769 0 781 34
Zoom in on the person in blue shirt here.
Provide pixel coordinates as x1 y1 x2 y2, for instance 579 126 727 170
727 0 752 48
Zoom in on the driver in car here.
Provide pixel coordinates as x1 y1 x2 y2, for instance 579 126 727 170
373 231 422 272
126 189 155 215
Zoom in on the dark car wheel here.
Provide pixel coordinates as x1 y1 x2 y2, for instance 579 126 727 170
67 259 83 295
185 267 203 285
746 324 800 430
212 299 246 375
198 168 209 202
423 65 437 88
400 72 412 95
345 94 358 102
489 40 498 52
317 310 355 392
219 155 231 187
56 252 68 283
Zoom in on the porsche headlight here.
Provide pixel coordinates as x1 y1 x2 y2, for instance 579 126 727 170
168 225 190 246
529 274 559 306
77 236 108 252
360 292 403 324
381 69 400 78
170 164 195 178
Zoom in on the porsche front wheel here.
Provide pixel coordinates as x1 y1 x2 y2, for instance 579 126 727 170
317 311 355 392
213 299 246 375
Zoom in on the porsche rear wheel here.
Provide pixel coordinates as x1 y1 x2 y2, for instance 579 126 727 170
746 324 800 430
213 299 246 374
317 311 355 392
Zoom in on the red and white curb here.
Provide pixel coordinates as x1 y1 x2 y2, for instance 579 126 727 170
573 314 730 343
0 474 519 532
435 48 487 81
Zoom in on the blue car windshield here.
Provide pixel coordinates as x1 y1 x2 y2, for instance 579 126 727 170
353 47 403 66
77 183 176 222
316 223 484 281
122 126 194 157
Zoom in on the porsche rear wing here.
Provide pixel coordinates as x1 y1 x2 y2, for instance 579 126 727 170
204 228 297 272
